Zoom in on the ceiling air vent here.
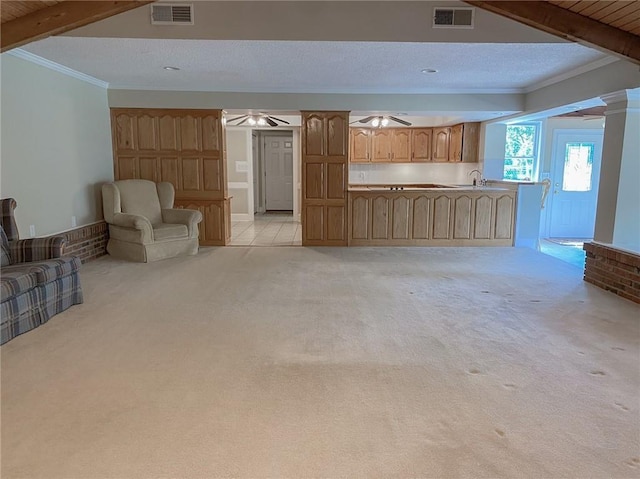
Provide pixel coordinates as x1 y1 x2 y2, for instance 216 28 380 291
151 4 194 25
433 7 474 29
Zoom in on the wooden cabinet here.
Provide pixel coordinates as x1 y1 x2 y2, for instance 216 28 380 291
348 124 479 164
448 122 480 163
461 122 480 163
302 111 349 246
432 127 451 162
411 128 433 162
350 128 371 163
348 189 516 246
371 129 393 162
110 108 230 246
449 124 463 162
391 129 411 162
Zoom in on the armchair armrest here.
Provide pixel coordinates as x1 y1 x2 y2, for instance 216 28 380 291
110 213 153 243
162 209 203 238
9 236 65 263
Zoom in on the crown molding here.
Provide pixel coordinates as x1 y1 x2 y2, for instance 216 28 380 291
523 56 619 94
7 49 109 89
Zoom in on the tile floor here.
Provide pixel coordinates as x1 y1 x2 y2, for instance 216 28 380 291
229 213 302 246
539 238 588 269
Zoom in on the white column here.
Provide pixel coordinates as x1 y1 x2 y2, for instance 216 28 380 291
594 89 640 253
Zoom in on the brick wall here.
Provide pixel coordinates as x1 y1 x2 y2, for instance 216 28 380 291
61 221 109 263
583 242 640 304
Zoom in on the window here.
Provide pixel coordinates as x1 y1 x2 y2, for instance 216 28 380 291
504 123 539 181
562 142 595 192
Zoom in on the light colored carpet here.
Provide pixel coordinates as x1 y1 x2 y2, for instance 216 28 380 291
1 246 639 478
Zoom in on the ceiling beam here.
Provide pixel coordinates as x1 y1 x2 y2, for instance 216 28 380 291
1 1 153 53
465 1 640 65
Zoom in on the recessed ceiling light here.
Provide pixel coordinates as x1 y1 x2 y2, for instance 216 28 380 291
163 66 180 71
421 68 438 74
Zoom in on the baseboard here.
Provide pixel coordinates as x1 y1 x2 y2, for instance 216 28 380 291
231 214 254 221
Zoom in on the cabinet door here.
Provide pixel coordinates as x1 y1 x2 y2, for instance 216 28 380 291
372 129 392 162
461 122 480 163
432 127 451 162
391 129 411 162
449 124 463 162
411 128 433 162
350 128 371 163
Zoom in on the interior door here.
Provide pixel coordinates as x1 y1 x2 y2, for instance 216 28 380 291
265 134 294 211
549 131 603 238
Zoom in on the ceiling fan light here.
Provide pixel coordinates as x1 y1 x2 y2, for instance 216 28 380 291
257 117 267 126
248 118 257 125
372 118 380 127
381 118 389 127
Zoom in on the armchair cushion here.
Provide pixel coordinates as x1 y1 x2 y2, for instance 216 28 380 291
1 270 38 301
153 223 188 241
162 208 203 238
3 257 82 284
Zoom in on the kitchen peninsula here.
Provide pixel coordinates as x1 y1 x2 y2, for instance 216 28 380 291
348 184 516 246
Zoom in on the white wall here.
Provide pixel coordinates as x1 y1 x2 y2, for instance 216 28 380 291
226 128 253 220
349 162 479 185
0 54 113 237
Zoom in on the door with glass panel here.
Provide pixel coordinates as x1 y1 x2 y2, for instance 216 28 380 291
549 131 603 238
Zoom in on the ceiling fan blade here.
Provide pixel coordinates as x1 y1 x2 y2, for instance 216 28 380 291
265 117 278 127
388 116 412 126
227 115 248 123
268 116 290 125
236 118 249 126
358 116 375 123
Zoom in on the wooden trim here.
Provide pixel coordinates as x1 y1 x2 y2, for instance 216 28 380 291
465 1 640 65
1 1 152 53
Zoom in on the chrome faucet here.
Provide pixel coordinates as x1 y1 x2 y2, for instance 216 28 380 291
469 169 484 186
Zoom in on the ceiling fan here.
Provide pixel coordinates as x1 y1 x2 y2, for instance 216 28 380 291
226 113 290 127
351 115 412 127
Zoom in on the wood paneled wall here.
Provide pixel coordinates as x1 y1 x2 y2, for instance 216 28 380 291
110 108 230 246
301 111 349 246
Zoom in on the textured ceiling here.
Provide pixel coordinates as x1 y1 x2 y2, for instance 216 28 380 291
21 37 608 93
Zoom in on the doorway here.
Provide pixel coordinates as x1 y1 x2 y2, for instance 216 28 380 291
546 130 603 239
256 131 294 213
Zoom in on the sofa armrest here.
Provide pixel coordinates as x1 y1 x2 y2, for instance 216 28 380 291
162 208 202 238
9 236 65 263
110 213 153 243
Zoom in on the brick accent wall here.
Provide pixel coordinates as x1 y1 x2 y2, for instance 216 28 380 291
583 242 640 304
61 221 109 263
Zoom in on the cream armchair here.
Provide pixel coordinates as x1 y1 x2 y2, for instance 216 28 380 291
102 180 203 262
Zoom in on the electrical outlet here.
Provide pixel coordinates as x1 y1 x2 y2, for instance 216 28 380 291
29 225 36 237
71 216 77 228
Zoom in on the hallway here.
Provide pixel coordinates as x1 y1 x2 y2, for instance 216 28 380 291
229 214 302 246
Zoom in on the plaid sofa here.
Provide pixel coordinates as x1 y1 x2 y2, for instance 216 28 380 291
1 198 83 345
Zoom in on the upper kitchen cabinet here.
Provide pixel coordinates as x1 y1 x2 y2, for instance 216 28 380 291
432 127 451 162
411 128 433 162
391 129 411 162
449 122 480 163
449 124 463 162
371 129 393 162
350 128 371 163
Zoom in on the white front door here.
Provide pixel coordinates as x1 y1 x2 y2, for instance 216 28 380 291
265 135 294 211
548 131 603 238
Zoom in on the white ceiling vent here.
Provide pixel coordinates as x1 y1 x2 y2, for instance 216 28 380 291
433 7 474 29
151 4 194 25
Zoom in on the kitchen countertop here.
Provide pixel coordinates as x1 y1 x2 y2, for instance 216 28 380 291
348 184 510 192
